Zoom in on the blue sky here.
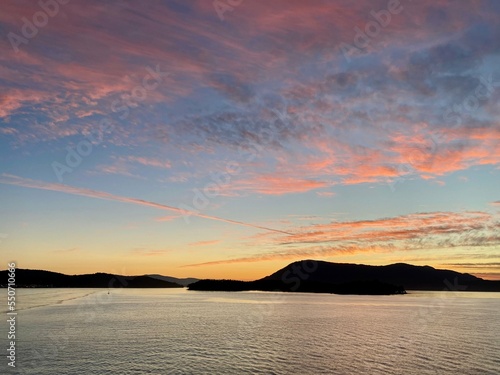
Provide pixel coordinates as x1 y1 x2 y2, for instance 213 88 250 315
0 0 499 279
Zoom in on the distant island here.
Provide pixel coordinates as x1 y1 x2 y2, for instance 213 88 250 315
189 278 406 295
0 269 196 288
189 260 500 295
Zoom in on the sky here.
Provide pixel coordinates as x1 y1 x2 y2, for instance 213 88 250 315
0 0 499 281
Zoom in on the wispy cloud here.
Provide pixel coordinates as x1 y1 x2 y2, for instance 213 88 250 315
0 174 292 235
92 155 170 178
1 1 499 189
275 211 498 247
182 244 389 268
184 210 500 267
1 1 499 278
125 156 171 169
443 262 500 268
154 215 182 222
93 163 143 179
230 174 328 195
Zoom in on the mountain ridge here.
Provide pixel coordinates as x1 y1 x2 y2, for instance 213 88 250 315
146 274 199 287
0 269 186 288
261 260 500 291
3 262 499 292
189 260 500 294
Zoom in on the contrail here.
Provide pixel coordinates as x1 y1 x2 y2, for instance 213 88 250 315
0 174 292 235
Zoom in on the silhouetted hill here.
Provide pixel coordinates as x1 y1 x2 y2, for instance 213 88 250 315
189 278 405 295
0 269 184 288
262 260 500 292
146 274 199 286
189 260 500 294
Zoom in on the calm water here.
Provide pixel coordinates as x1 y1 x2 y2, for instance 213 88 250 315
1 288 499 374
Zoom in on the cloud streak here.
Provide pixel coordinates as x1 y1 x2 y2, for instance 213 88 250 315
0 174 292 235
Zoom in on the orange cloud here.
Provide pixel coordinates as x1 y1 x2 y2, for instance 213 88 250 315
183 244 389 268
183 210 500 267
470 273 500 281
155 215 182 222
388 125 500 177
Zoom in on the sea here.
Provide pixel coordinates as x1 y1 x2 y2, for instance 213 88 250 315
1 288 499 374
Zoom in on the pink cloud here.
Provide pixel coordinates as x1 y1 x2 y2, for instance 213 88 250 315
93 163 141 179
126 156 171 169
155 215 182 222
470 273 500 281
231 174 327 195
184 210 499 267
1 0 498 189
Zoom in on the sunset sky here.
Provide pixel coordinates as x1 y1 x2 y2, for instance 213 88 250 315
0 0 499 281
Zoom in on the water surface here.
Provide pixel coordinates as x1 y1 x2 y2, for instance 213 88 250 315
1 289 499 374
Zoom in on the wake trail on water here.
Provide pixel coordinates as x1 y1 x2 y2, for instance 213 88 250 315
4 290 103 312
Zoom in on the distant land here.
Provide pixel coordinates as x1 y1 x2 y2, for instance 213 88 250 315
189 260 500 295
189 278 405 295
146 274 199 287
3 261 500 294
0 269 197 288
